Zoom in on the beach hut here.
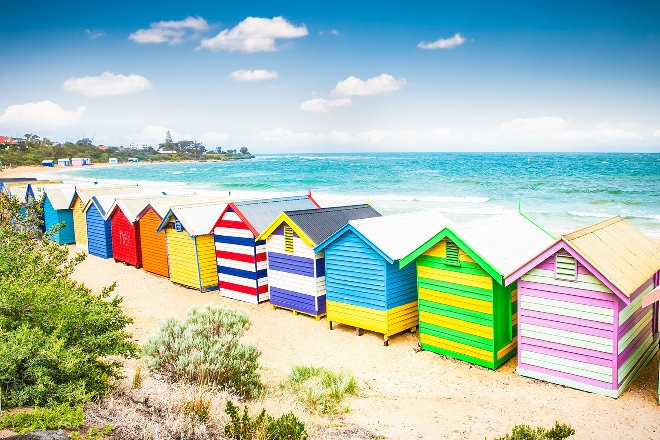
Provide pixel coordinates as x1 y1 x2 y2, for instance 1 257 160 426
316 212 451 345
642 284 660 403
42 160 54 167
108 194 199 269
84 194 133 259
71 186 141 250
256 204 381 319
399 212 556 369
505 217 660 397
57 158 71 166
157 202 230 291
213 194 321 304
42 185 77 244
108 158 119 164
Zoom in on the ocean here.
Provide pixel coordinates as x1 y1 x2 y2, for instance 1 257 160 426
44 152 660 238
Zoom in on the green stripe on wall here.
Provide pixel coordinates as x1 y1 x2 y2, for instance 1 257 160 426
420 322 493 352
419 299 493 327
416 256 489 277
418 277 493 302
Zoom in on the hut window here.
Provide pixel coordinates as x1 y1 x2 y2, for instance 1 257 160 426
284 226 294 253
555 252 577 281
445 241 460 266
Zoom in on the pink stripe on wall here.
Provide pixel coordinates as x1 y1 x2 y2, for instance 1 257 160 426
535 257 591 275
618 321 652 362
618 338 657 387
521 308 612 332
519 314 613 339
618 306 650 337
519 359 612 390
519 282 614 308
520 340 612 366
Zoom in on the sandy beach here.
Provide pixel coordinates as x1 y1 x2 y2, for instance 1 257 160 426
4 165 660 439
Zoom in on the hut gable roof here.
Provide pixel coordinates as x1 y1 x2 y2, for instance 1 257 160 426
316 211 452 263
401 212 556 283
157 202 229 236
223 195 321 236
504 217 660 302
561 217 660 297
43 185 77 210
86 193 145 218
257 204 381 247
72 185 141 208
26 181 62 200
132 194 201 222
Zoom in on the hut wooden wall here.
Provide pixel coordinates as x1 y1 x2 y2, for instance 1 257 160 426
111 209 141 267
214 208 268 303
86 204 113 259
324 230 418 343
165 222 218 291
416 238 517 369
72 197 88 249
43 197 75 244
517 253 658 397
138 207 169 277
266 224 326 317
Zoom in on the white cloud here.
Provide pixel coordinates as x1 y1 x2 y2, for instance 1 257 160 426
199 131 230 146
0 101 85 128
230 69 278 81
332 74 406 97
199 16 308 53
63 72 151 98
331 29 340 36
653 128 660 138
299 97 352 113
418 33 466 50
86 29 104 39
501 116 568 133
129 16 209 44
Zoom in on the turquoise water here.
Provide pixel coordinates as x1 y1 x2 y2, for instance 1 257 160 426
46 152 660 237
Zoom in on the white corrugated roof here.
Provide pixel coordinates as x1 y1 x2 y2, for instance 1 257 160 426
74 185 141 206
167 202 228 236
349 211 453 262
454 212 556 278
43 185 78 210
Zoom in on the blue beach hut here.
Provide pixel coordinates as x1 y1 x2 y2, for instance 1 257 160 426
256 204 381 319
316 211 452 345
42 185 77 244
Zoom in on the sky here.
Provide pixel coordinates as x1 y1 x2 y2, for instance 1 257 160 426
1 1 659 152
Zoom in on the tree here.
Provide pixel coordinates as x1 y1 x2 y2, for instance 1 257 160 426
0 194 138 407
240 146 249 155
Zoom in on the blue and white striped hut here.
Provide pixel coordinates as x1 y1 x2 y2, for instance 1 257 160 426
256 204 381 319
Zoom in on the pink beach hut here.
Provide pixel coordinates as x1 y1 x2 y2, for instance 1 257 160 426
505 216 660 398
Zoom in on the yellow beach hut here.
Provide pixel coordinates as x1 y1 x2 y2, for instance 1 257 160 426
157 201 230 291
70 185 140 250
400 212 556 369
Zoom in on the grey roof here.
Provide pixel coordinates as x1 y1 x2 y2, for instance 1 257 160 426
233 195 319 235
286 204 381 246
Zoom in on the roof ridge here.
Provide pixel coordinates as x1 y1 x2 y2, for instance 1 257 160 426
563 216 623 241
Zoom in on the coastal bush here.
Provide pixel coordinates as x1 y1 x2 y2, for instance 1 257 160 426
283 365 358 415
0 194 138 408
491 422 575 440
224 401 308 440
0 403 84 434
142 305 263 399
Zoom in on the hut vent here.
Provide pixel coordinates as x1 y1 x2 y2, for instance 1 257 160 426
555 251 577 281
284 226 294 253
446 241 460 266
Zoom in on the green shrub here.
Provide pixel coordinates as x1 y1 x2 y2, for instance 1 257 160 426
0 195 137 408
492 422 575 440
0 403 84 434
142 305 263 399
284 365 358 415
224 401 308 440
